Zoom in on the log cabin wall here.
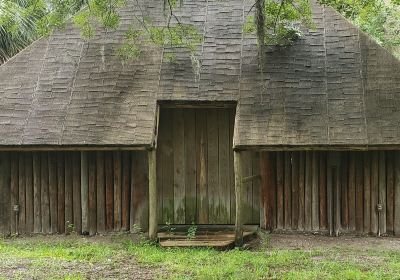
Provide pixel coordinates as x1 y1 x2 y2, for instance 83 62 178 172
260 151 400 236
0 151 149 235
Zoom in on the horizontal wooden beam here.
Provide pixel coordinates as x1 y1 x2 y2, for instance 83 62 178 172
234 145 400 152
158 100 237 109
0 145 148 152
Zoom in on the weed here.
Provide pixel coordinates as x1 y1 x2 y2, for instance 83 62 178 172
130 224 143 234
163 221 176 235
65 221 76 235
186 223 197 240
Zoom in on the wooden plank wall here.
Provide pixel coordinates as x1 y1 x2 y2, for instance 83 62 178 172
157 108 259 225
0 151 148 235
260 151 400 236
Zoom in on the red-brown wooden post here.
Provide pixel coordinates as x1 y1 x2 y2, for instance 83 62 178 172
148 149 157 241
234 150 243 247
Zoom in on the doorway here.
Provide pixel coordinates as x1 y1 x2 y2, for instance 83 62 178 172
156 106 259 225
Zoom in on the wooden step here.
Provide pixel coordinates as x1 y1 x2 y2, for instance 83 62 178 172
160 239 234 249
158 228 257 249
158 231 255 240
158 224 258 232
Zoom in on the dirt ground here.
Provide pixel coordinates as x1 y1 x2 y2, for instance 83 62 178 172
0 254 154 280
1 233 400 279
267 233 400 251
0 234 155 280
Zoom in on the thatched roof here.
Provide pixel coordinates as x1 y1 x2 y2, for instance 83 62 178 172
0 0 399 149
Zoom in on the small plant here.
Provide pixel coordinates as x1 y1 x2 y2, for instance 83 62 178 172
163 221 175 235
66 221 76 235
186 222 197 240
131 224 150 243
131 224 143 234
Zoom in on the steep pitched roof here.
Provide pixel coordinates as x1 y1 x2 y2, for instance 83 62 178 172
0 0 399 148
235 3 400 149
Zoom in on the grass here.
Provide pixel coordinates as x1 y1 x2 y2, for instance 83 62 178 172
125 242 400 280
0 234 400 279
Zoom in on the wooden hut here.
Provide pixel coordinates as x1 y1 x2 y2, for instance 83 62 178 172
1 0 400 245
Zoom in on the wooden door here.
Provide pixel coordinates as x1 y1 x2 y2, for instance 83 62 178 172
157 107 259 225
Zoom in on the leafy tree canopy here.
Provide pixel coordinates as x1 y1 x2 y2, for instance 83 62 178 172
0 0 399 63
319 0 400 57
244 0 313 46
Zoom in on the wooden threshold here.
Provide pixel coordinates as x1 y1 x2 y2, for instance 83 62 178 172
158 225 258 250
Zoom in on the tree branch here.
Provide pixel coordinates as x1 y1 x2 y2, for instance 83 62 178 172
255 0 265 57
248 2 257 15
273 0 285 33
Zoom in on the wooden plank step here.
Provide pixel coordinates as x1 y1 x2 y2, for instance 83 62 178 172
158 224 258 232
158 229 257 249
160 239 234 249
158 231 255 241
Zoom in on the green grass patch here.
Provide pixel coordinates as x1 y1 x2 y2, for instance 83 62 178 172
0 239 116 262
124 239 400 280
0 235 400 279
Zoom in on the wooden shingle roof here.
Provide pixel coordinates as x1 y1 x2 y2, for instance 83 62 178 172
0 0 399 149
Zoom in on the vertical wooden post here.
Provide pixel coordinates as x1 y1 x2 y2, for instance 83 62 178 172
326 152 341 236
131 152 150 232
378 151 386 235
64 153 73 233
311 152 319 231
291 152 299 230
197 111 208 224
33 153 42 233
355 152 364 233
319 152 327 230
10 154 18 235
284 152 292 229
333 165 341 236
56 152 65 233
348 152 356 231
25 153 34 233
298 152 305 231
0 153 11 235
81 151 89 234
363 152 371 234
185 110 197 224
394 151 400 236
72 152 82 234
96 151 106 233
18 153 26 234
386 153 394 235
113 151 122 230
305 152 312 231
260 152 275 231
40 152 50 234
326 152 333 236
173 109 186 224
333 153 341 236
121 152 130 231
276 152 284 229
234 150 243 247
105 152 114 231
48 153 58 234
341 153 349 231
148 149 157 241
88 153 97 235
371 151 379 235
